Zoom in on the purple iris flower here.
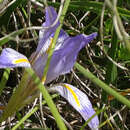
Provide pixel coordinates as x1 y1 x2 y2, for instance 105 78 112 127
32 6 97 84
0 6 99 129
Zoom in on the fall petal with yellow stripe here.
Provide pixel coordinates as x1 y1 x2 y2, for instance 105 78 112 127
50 83 99 130
0 48 30 68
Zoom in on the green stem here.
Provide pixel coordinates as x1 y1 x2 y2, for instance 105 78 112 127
39 1 70 129
74 62 130 108
42 0 70 82
102 28 118 103
0 69 10 96
26 68 67 130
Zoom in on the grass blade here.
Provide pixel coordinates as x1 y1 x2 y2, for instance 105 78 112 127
74 62 130 108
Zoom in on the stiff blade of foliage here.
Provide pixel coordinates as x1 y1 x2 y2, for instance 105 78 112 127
25 68 67 130
70 1 130 18
0 68 10 95
47 1 130 18
74 62 130 108
102 28 118 102
106 29 118 84
0 70 36 122
41 0 70 83
39 0 70 129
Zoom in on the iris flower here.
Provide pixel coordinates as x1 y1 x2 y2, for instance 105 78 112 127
0 6 99 129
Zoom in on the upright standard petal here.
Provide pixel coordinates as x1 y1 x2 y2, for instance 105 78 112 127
0 48 31 68
33 32 97 84
36 6 68 54
50 83 99 130
37 29 68 55
43 6 59 27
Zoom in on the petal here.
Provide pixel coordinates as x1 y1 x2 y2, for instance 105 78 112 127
50 83 99 130
60 32 97 53
36 6 69 54
43 6 59 27
33 32 97 84
53 32 97 74
0 48 31 68
37 29 69 55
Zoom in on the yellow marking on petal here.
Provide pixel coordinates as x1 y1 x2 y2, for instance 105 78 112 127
13 58 29 64
46 37 53 54
63 84 81 107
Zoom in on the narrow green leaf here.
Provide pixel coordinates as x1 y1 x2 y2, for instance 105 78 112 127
0 70 33 122
26 68 67 130
106 29 118 84
102 28 118 102
74 62 130 108
0 68 10 96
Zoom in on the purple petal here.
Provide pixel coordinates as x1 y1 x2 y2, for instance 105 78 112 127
50 83 99 130
54 33 97 74
37 29 68 55
36 6 69 54
43 6 59 27
33 32 97 84
0 48 31 68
